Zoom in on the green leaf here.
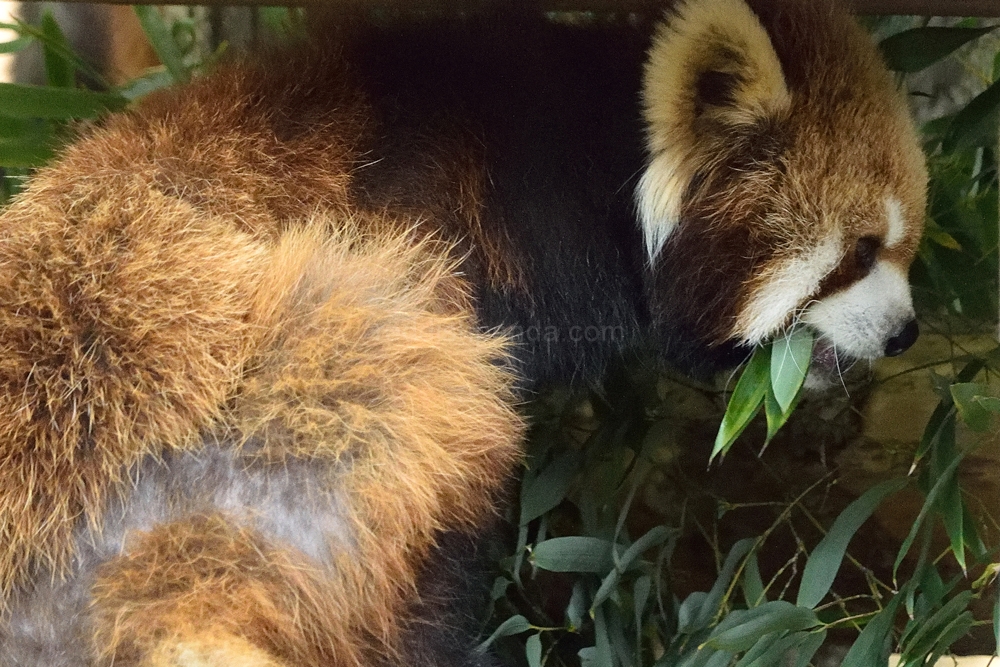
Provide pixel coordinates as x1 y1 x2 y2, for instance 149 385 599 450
526 634 542 667
677 591 709 634
742 551 765 608
713 347 769 461
591 526 671 612
691 539 755 632
704 652 732 667
879 26 998 73
735 631 787 667
899 592 974 662
476 615 532 652
792 630 827 667
0 36 32 55
116 69 176 102
567 581 587 631
634 576 651 650
950 382 993 431
840 593 903 667
0 115 48 137
976 395 1000 413
606 605 633 667
937 457 967 573
490 577 510 601
945 77 1000 151
0 131 58 168
916 410 949 480
532 537 615 573
616 525 672 571
769 327 812 413
593 604 615 667
924 224 962 251
520 451 580 524
924 612 976 667
797 478 907 609
133 6 190 84
705 602 820 652
0 83 126 119
591 569 621 613
894 453 965 582
40 12 73 88
739 631 820 667
12 18 108 89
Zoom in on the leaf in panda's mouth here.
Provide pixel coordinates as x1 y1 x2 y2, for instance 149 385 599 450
711 328 814 463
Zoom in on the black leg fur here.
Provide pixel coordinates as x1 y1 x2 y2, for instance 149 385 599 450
392 529 500 667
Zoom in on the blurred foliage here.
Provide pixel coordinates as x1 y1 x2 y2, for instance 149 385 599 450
0 5 302 200
0 7 995 667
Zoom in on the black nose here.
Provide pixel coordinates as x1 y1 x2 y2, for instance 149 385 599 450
884 319 919 357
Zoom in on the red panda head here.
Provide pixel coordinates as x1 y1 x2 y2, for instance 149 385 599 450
637 0 927 379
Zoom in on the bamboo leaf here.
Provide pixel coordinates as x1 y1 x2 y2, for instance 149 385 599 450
705 602 820 653
526 634 543 667
840 594 903 667
616 525 672 571
40 12 73 88
0 36 31 55
520 451 580 524
0 83 126 119
133 6 190 83
687 539 755 633
950 382 993 432
945 77 1000 151
797 478 907 609
880 26 998 73
742 550 765 608
476 615 532 652
938 458 968 574
713 347 769 461
567 581 587 631
769 327 812 413
894 454 965 582
792 630 827 667
899 592 973 662
0 131 58 168
532 537 615 574
593 604 615 667
634 576 651 651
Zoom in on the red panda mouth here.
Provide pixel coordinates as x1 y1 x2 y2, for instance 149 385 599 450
810 338 840 373
806 337 858 385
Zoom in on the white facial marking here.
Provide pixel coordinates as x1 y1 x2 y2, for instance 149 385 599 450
885 197 906 249
801 260 914 360
735 232 843 345
637 156 686 261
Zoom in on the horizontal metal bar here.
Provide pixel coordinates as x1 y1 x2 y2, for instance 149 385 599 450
10 0 1000 16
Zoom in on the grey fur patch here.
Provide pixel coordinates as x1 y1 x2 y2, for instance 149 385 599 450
0 438 351 664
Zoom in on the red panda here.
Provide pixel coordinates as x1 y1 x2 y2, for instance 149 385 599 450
0 0 925 665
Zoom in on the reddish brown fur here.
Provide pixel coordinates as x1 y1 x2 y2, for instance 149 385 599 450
92 515 349 665
0 52 522 664
642 0 926 348
700 0 926 335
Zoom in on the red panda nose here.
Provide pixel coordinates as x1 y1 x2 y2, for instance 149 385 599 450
884 319 919 357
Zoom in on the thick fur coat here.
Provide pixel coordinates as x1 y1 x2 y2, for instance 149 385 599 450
0 0 926 664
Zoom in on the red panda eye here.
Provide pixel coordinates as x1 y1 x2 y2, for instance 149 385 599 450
855 236 880 274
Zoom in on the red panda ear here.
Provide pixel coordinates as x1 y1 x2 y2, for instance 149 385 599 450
638 0 790 260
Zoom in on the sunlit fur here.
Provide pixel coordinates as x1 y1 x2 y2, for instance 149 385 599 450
0 64 521 665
